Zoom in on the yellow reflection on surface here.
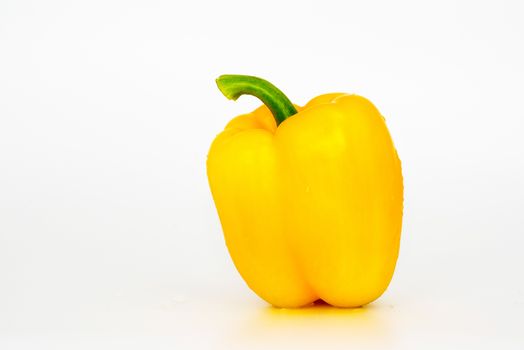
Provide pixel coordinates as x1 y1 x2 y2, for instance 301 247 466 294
234 301 394 349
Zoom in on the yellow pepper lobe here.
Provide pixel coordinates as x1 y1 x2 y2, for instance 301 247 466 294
207 90 403 308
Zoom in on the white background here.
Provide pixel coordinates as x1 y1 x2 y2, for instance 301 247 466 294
1 0 524 348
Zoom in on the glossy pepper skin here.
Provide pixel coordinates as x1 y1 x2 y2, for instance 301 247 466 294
207 75 403 308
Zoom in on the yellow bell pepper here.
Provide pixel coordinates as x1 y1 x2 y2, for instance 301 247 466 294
207 75 403 308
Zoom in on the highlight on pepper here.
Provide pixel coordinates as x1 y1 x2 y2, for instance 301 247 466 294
207 74 403 308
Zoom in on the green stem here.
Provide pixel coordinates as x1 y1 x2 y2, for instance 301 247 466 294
216 75 298 126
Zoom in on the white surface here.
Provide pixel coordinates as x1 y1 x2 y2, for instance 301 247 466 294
1 0 524 348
